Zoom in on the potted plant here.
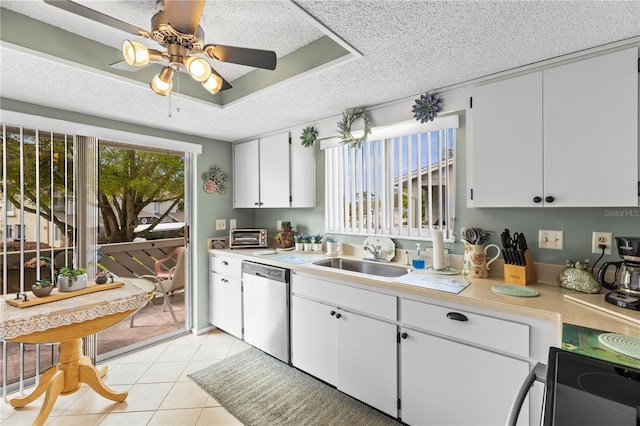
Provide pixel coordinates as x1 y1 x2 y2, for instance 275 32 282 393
57 266 87 292
31 279 54 298
95 271 111 284
294 234 305 251
312 234 324 252
302 235 313 251
275 222 295 249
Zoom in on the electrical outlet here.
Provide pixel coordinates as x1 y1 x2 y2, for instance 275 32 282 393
216 219 226 231
230 219 237 230
539 230 563 250
592 232 613 255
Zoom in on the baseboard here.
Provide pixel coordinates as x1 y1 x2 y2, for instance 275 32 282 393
193 325 217 335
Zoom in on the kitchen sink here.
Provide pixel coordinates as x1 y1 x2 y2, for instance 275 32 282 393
312 258 411 278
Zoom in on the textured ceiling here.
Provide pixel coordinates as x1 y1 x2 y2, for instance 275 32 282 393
1 0 639 143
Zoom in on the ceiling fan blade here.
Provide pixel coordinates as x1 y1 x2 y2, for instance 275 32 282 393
43 0 150 37
204 44 277 70
163 0 205 35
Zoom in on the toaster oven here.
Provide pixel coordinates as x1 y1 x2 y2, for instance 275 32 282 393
229 228 268 249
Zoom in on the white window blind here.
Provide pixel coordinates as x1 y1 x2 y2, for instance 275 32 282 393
325 116 458 241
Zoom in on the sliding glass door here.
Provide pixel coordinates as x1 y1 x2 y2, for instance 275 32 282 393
1 122 193 394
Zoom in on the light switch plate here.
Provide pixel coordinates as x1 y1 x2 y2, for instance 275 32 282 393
216 219 226 231
539 230 563 250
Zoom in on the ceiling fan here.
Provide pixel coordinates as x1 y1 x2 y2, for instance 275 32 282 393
43 0 277 96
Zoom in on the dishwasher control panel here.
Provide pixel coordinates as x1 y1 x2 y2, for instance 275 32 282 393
242 261 290 283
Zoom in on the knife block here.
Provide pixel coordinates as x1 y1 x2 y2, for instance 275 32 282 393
503 251 537 285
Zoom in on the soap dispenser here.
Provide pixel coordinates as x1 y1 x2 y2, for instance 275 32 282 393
412 243 425 269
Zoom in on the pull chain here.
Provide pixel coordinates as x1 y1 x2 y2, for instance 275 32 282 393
175 70 181 113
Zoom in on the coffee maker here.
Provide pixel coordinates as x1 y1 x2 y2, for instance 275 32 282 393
598 236 640 310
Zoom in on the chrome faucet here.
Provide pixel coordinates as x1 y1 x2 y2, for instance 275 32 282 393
363 245 390 263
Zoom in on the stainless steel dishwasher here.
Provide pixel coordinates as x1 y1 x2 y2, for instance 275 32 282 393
241 261 291 363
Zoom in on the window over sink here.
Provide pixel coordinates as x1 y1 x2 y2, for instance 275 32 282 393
324 115 458 241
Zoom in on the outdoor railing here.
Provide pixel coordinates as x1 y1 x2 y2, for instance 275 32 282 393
0 238 185 295
98 237 184 278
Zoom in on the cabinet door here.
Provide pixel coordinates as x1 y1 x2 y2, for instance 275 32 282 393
259 132 291 208
400 328 529 426
291 296 337 385
210 273 226 329
233 140 260 208
471 72 543 207
337 310 397 417
290 127 316 208
544 47 638 207
225 278 243 339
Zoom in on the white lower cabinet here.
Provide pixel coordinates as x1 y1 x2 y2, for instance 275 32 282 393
291 274 398 417
209 255 243 339
400 298 532 425
291 295 337 385
400 327 529 425
336 309 397 416
290 272 556 425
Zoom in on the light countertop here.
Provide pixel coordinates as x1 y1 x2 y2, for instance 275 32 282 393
208 246 640 339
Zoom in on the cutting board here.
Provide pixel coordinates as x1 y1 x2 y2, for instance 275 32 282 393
564 293 640 326
5 282 124 308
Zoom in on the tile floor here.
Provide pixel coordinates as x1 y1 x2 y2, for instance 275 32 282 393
1 330 249 425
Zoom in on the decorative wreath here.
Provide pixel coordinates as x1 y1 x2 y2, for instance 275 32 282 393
337 107 373 149
412 92 442 123
201 165 229 194
300 126 318 148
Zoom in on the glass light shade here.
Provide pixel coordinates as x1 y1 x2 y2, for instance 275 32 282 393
122 40 150 66
150 67 174 96
202 73 223 95
185 56 211 82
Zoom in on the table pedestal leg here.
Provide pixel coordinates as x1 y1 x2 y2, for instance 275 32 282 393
9 338 127 425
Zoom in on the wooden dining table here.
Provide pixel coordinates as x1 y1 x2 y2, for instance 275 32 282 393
1 281 149 426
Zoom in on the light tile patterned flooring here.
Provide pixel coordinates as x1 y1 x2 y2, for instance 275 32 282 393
1 330 249 425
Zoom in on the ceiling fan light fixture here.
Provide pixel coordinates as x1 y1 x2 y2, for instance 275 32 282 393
184 56 211 82
122 40 150 66
202 73 223 95
150 66 174 96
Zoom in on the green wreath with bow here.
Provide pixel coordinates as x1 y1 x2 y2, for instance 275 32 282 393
337 107 372 149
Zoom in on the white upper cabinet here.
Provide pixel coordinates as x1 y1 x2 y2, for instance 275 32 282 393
257 133 291 208
471 72 543 207
543 48 639 207
233 139 261 208
470 47 639 207
233 130 316 208
289 127 316 208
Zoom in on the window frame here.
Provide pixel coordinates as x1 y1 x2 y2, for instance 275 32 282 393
323 115 458 242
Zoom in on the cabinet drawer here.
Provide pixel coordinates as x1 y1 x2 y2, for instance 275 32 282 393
401 299 529 357
210 255 242 280
292 273 396 321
